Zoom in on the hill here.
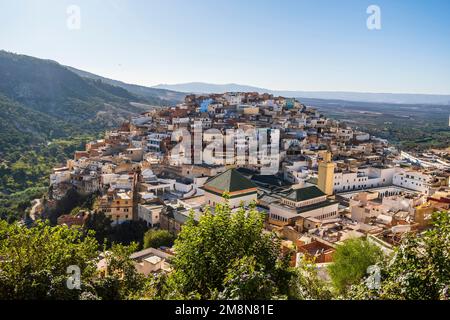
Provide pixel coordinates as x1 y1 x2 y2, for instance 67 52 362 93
0 50 174 197
0 51 166 127
66 66 185 105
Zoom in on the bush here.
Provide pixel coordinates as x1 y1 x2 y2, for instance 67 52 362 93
328 238 383 294
143 229 175 249
348 211 450 300
164 200 293 299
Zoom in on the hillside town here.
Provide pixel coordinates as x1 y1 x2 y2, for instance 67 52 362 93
42 92 450 274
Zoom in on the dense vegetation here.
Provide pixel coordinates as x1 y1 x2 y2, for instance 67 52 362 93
349 211 450 300
138 201 295 299
0 134 94 194
328 238 383 294
0 220 146 300
0 187 46 223
0 133 97 222
83 212 149 249
143 229 176 249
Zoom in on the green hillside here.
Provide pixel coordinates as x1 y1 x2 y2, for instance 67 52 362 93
66 66 185 105
0 50 172 201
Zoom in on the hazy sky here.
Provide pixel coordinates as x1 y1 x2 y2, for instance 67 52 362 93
1 0 450 94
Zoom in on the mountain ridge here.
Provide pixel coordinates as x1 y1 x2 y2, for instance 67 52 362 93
66 66 185 105
153 82 450 105
0 50 177 134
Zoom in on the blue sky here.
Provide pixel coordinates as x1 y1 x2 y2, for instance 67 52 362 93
1 0 449 94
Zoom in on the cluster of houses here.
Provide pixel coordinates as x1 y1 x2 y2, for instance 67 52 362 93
47 91 450 274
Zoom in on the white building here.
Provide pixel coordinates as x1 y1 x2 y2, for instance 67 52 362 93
224 93 243 105
147 133 170 152
269 186 339 225
129 248 173 275
50 168 71 186
337 128 353 141
334 166 396 193
354 132 370 142
393 170 433 195
138 203 164 227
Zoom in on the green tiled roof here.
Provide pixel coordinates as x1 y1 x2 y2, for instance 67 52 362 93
285 186 326 202
204 169 257 193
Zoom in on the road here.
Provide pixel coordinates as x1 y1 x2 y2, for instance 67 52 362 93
29 198 42 221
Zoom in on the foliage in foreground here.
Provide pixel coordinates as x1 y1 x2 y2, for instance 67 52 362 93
0 220 98 299
145 201 294 300
328 238 384 294
0 220 143 300
143 229 176 249
288 257 334 300
0 208 448 300
349 211 450 300
83 212 149 249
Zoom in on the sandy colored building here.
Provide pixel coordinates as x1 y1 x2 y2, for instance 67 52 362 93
95 189 134 225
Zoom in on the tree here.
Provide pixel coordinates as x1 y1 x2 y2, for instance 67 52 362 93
110 220 149 247
165 201 292 299
219 256 280 300
0 220 148 300
45 188 90 225
143 229 175 249
349 211 450 300
84 211 113 246
289 256 334 300
327 237 383 294
128 271 171 300
0 220 99 299
93 243 145 300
